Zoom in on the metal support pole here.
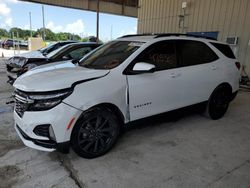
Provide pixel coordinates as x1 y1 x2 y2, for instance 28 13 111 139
12 32 15 55
110 25 113 40
29 12 32 37
182 8 186 33
42 5 46 41
17 32 20 54
96 0 100 42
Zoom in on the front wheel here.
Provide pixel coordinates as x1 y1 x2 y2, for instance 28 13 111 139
71 107 120 159
205 86 231 120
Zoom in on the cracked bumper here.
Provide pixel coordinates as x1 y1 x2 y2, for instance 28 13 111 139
14 102 82 152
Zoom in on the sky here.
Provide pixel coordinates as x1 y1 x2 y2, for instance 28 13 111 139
0 0 137 41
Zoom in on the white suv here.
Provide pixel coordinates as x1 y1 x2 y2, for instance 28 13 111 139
13 34 240 158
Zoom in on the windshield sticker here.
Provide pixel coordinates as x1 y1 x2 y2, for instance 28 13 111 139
128 42 145 47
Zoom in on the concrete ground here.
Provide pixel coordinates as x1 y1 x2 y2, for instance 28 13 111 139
0 58 250 188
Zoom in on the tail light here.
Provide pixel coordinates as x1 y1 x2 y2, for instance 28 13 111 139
235 62 241 70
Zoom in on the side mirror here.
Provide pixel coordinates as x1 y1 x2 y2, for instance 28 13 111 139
132 62 156 73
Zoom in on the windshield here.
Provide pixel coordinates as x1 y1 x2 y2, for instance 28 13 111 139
39 43 57 55
46 45 68 59
79 41 142 69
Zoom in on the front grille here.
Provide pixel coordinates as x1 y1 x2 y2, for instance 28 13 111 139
33 124 50 138
15 100 29 118
14 89 32 118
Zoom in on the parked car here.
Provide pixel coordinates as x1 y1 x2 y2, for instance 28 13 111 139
13 34 240 158
2 39 28 49
6 42 100 84
38 41 77 55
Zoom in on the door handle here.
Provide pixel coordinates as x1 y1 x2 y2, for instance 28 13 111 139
170 73 181 78
170 73 176 78
211 65 217 70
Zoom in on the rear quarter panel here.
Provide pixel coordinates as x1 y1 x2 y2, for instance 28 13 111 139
206 42 240 93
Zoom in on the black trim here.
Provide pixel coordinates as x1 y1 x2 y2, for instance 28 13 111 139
15 87 73 96
16 124 70 153
16 124 56 149
57 141 70 154
119 33 217 41
155 33 217 40
119 34 152 38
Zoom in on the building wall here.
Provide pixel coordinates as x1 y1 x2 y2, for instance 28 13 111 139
138 0 250 75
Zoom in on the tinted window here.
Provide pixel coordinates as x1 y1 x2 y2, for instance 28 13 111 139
68 47 92 59
134 40 177 71
176 40 218 67
211 42 236 59
79 41 141 70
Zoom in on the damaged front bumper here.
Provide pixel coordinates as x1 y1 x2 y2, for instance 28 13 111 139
6 70 18 85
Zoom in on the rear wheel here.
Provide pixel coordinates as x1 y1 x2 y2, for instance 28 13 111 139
205 86 231 120
71 107 120 159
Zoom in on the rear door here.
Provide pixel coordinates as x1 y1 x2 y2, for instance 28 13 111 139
126 40 182 121
175 40 221 106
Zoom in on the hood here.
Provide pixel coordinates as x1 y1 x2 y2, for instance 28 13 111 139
7 51 46 68
13 60 109 92
16 50 45 58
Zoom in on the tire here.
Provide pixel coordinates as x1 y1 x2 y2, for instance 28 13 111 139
71 107 120 159
205 86 231 120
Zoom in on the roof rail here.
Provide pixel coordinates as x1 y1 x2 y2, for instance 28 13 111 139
119 33 217 41
154 33 217 40
119 33 153 38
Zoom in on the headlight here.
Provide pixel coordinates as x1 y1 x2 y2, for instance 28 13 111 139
28 89 73 111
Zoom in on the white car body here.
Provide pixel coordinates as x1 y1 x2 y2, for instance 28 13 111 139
13 35 240 154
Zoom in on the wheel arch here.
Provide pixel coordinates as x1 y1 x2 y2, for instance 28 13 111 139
209 82 233 102
216 82 233 93
69 103 123 158
74 103 125 128
93 103 125 125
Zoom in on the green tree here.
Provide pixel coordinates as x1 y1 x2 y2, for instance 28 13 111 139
9 27 24 38
36 28 56 41
0 28 8 38
81 37 89 42
72 34 81 41
0 27 84 41
56 32 69 41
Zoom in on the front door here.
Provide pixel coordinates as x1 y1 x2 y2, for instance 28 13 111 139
126 40 182 121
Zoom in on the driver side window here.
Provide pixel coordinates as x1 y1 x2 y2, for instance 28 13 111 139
134 40 177 71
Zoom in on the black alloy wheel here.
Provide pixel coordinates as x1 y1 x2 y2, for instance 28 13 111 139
207 86 231 120
71 107 120 158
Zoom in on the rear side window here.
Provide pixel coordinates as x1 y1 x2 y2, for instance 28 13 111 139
210 42 236 59
176 40 219 67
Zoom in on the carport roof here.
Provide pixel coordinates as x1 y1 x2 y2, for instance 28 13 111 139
19 0 138 17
